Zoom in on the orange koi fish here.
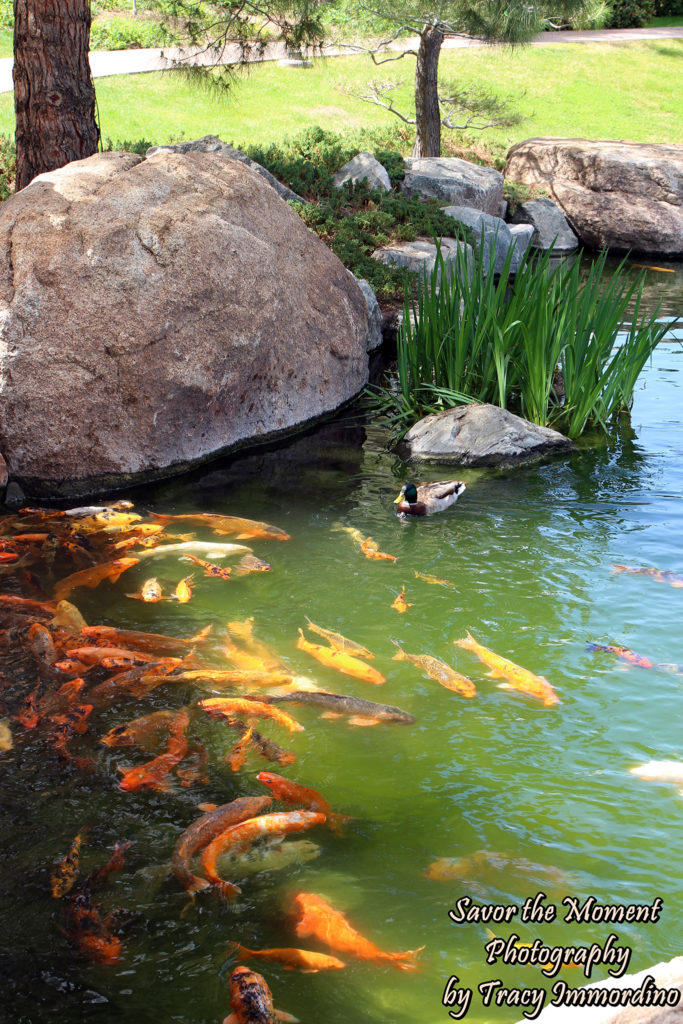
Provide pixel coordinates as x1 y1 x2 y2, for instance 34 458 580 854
173 668 299 688
48 704 94 770
227 725 255 771
224 966 297 1024
586 641 655 668
611 564 683 588
81 623 211 655
454 632 559 706
230 942 345 973
118 710 190 792
0 551 19 563
66 645 157 667
53 558 139 601
414 571 456 588
199 697 304 734
100 709 184 750
202 811 326 900
360 536 397 562
304 617 374 659
224 636 283 674
293 893 423 971
296 629 385 685
391 587 412 614
151 512 290 541
27 621 57 667
16 682 42 729
392 641 476 698
0 594 56 617
182 554 232 580
60 841 132 965
257 771 349 834
227 619 285 670
50 600 88 635
126 577 164 602
173 575 194 603
51 830 87 898
234 554 272 576
176 738 210 788
171 795 272 896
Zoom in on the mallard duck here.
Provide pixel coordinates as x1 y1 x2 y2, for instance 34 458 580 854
394 480 466 516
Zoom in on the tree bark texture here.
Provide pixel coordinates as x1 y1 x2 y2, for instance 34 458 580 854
13 0 99 192
412 25 444 158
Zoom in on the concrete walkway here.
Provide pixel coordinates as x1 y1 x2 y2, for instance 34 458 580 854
0 26 681 95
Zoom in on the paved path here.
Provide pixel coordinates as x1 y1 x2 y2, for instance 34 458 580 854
0 26 681 95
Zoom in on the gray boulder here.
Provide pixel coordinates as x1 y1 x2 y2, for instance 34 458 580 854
444 206 526 276
372 237 473 283
508 223 536 268
146 134 306 205
0 149 370 497
354 277 384 352
332 153 391 192
505 138 683 256
509 197 579 253
399 404 574 466
402 157 505 216
512 955 683 1024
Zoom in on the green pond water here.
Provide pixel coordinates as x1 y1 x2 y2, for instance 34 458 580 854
1 259 682 1024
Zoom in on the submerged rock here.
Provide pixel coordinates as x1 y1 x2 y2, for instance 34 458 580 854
505 138 683 257
399 404 574 467
0 149 370 497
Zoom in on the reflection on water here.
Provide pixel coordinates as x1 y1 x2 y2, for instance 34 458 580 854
0 259 681 1024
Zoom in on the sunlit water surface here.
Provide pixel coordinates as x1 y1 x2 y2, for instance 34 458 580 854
1 260 682 1024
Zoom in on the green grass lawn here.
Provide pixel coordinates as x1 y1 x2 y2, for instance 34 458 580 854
0 40 680 154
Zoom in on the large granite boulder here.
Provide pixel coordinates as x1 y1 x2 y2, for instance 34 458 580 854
508 197 579 253
147 134 306 204
0 149 370 497
505 138 683 256
398 404 574 466
512 955 683 1024
401 157 505 216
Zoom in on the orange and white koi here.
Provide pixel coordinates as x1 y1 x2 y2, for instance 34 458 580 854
257 771 349 834
199 698 304 734
392 641 476 698
293 893 423 971
296 629 385 685
454 632 559 707
201 811 326 900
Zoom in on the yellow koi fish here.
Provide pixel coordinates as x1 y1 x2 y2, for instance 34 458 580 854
304 617 375 659
392 642 476 698
454 632 559 707
414 571 456 588
296 630 385 685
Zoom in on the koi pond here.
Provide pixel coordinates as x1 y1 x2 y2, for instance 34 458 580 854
1 258 682 1024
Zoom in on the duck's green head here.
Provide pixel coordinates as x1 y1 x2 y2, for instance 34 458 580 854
394 483 418 504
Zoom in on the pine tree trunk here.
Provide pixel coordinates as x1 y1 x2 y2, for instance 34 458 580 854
412 25 444 158
13 0 99 192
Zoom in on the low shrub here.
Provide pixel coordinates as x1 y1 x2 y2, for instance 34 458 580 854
0 0 11 28
606 0 656 26
0 133 15 200
246 125 471 299
90 16 172 50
